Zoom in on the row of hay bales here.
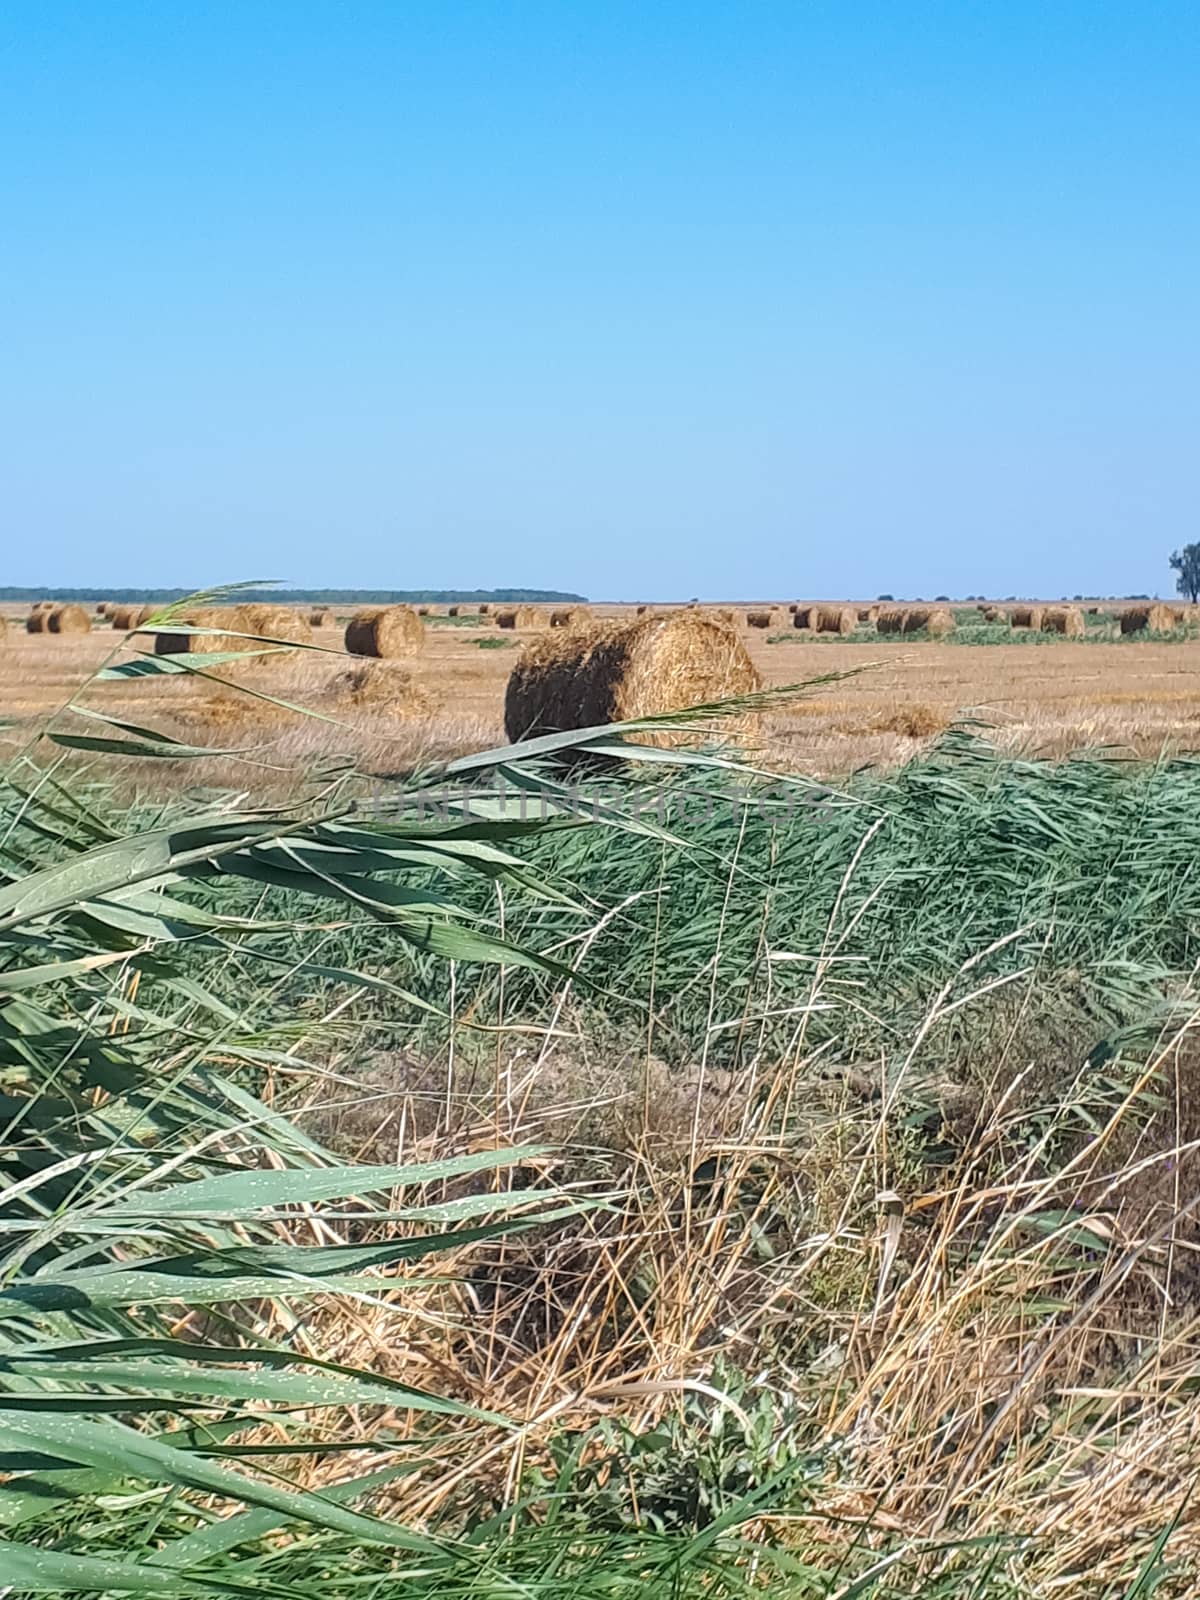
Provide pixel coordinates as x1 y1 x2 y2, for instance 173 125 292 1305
152 603 314 657
876 607 956 637
26 602 91 634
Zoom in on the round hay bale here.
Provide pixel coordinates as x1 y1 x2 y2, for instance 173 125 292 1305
1086 606 1101 615
495 605 546 630
309 607 334 627
636 604 649 616
876 609 908 635
446 604 461 617
504 611 762 749
47 603 91 634
815 605 856 635
856 605 880 624
31 600 55 614
417 606 431 616
550 606 592 628
95 601 110 617
110 604 154 630
477 603 490 615
792 606 815 630
1010 605 1043 630
344 605 424 658
26 610 49 633
745 608 779 629
1040 606 1084 637
903 606 954 636
234 604 312 646
1120 603 1175 635
153 606 240 656
981 605 1004 622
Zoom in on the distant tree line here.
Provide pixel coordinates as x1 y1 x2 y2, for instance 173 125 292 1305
0 587 587 604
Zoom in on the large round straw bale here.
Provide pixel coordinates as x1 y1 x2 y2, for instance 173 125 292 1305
981 605 1004 622
26 610 49 633
1010 605 1043 630
857 605 880 624
814 605 856 635
234 604 312 645
110 604 154 630
446 604 461 617
550 606 593 628
95 601 110 617
153 606 240 655
1120 603 1175 635
902 606 954 636
876 609 907 635
505 611 762 748
792 606 814 629
309 607 333 627
1040 606 1084 637
745 608 779 629
477 603 490 615
344 605 424 658
495 605 546 630
47 603 91 634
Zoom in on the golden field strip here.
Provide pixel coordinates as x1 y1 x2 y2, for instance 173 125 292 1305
3 601 1200 779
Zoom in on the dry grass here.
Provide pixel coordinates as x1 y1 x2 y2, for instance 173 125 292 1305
254 986 1200 1593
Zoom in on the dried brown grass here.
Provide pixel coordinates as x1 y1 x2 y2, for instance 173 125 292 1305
874 702 948 738
504 609 761 747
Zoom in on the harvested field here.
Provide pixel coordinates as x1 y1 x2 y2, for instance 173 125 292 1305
2 599 1200 781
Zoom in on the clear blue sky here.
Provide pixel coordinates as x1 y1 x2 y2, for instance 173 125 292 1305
2 2 1196 599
